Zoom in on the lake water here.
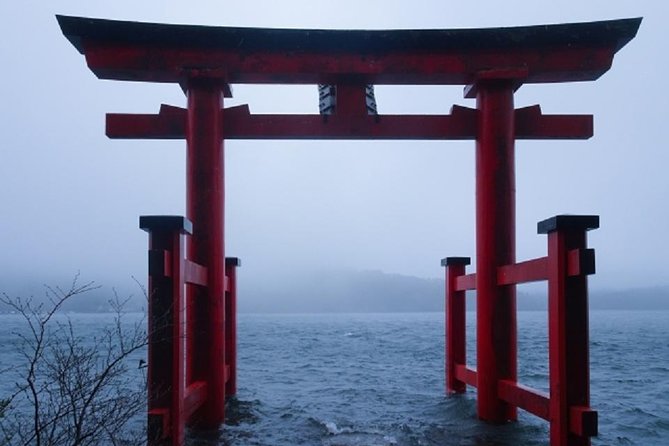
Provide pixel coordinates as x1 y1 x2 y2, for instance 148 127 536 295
1 310 668 445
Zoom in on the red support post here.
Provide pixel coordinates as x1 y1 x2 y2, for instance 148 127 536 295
185 78 227 428
442 257 470 394
140 216 192 446
225 257 241 396
471 78 518 423
442 214 600 446
540 215 599 446
57 15 641 446
334 83 368 117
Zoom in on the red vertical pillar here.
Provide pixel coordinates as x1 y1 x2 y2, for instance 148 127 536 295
225 257 240 396
186 78 227 428
141 215 192 446
473 79 517 422
442 257 470 394
541 215 599 446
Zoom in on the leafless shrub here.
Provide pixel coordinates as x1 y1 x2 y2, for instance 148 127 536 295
0 275 147 446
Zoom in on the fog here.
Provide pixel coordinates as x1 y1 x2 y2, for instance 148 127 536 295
0 1 667 300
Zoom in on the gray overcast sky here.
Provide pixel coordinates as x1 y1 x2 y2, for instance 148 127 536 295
0 0 666 292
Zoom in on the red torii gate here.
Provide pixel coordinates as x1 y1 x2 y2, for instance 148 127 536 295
58 15 640 446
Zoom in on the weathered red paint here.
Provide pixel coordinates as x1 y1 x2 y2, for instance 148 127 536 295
105 104 592 141
140 216 191 446
58 14 639 446
498 380 550 420
543 216 599 445
442 257 470 394
225 257 241 396
80 43 619 86
140 217 240 445
185 79 227 428
474 79 518 423
58 15 639 87
443 215 599 445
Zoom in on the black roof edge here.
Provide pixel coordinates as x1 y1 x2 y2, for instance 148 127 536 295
56 15 642 55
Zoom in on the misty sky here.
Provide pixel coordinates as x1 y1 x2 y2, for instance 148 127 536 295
0 1 666 294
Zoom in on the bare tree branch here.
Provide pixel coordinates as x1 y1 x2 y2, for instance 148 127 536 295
1 276 147 446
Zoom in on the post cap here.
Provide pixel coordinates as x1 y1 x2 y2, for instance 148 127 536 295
225 257 242 267
441 257 471 267
463 68 528 98
537 215 599 234
139 215 193 235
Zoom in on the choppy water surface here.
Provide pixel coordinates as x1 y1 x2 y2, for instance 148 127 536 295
1 311 668 445
225 311 669 446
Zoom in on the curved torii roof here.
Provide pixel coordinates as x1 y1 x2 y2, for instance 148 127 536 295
57 15 641 85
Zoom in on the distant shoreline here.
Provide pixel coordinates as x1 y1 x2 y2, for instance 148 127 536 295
3 270 668 313
2 308 668 316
